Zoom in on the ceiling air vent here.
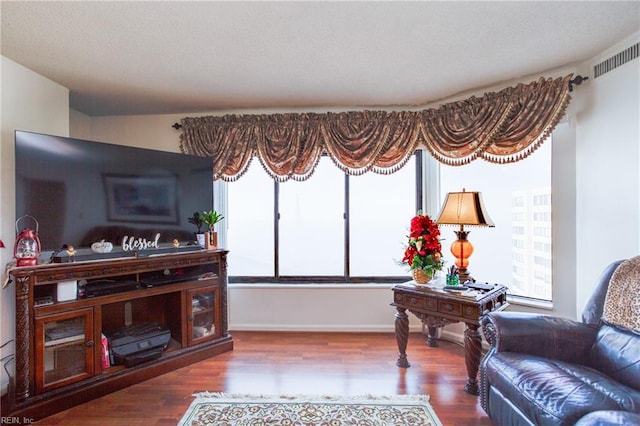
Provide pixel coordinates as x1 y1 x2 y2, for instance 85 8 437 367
594 42 639 78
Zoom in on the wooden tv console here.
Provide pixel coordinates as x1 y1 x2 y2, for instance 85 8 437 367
1 249 233 422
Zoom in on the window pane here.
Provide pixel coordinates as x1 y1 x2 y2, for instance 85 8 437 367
350 157 417 276
279 157 344 275
439 141 552 301
227 163 274 276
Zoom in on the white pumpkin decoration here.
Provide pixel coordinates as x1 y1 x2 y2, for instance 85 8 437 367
91 240 113 253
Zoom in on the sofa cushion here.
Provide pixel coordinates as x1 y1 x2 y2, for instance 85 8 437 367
603 255 640 331
574 410 640 426
589 324 640 391
485 352 640 426
581 259 624 326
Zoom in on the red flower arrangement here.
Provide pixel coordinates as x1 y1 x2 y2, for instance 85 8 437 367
401 211 444 275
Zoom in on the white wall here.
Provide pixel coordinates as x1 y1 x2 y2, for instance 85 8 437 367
72 113 187 152
0 56 70 393
575 33 640 312
228 284 404 332
550 122 578 318
69 108 92 140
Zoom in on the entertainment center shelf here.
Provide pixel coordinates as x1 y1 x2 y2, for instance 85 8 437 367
2 249 233 422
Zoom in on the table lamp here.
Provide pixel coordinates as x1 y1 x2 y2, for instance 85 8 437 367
436 189 494 283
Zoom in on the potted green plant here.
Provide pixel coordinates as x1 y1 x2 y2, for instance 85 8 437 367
201 210 224 248
188 212 206 246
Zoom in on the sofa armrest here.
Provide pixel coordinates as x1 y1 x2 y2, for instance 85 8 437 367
482 311 599 364
575 410 640 425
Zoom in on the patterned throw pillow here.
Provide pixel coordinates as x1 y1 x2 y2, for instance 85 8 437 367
603 255 640 331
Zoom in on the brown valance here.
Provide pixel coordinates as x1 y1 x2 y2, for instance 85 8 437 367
179 74 572 181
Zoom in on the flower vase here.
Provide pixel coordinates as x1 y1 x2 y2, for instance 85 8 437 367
413 269 433 284
204 231 218 249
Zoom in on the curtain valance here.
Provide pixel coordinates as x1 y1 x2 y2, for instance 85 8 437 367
179 74 572 181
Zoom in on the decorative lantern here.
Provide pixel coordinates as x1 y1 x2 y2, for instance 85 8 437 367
14 215 41 267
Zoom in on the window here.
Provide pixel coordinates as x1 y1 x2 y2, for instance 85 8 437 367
534 242 551 252
440 139 552 301
226 136 553 301
227 153 423 282
533 194 551 206
226 163 274 277
512 226 525 235
533 212 551 221
278 160 345 276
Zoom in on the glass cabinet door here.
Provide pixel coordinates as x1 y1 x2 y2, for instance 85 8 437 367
35 308 94 393
187 286 220 346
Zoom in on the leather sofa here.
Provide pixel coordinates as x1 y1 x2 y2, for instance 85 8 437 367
479 257 640 425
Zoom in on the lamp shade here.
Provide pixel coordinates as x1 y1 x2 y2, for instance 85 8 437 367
435 190 495 227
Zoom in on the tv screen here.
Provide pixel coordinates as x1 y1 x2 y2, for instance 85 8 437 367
15 130 214 254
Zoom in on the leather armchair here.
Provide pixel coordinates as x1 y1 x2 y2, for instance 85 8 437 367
479 258 640 426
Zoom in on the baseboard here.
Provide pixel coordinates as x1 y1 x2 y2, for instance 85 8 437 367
440 329 464 345
229 324 400 333
441 329 492 351
229 323 477 344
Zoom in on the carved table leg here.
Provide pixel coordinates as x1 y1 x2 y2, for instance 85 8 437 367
394 307 410 368
426 326 439 347
463 323 482 395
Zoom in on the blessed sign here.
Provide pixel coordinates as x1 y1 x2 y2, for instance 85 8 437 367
122 233 161 252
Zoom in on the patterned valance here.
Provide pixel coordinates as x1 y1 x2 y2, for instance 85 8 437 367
179 74 572 182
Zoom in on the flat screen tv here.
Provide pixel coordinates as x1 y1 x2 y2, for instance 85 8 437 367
14 130 214 256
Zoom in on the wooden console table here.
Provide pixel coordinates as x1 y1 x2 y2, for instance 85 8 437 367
391 280 508 395
2 250 232 422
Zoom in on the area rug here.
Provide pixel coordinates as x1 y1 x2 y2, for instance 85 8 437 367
178 392 443 426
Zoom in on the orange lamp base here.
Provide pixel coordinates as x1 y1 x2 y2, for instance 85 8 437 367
450 230 474 283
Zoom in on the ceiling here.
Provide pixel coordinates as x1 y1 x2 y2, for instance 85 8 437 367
1 1 639 117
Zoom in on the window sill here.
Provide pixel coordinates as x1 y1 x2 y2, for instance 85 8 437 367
229 282 395 290
507 294 553 310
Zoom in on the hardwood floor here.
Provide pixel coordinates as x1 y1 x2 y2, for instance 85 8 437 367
35 331 493 425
